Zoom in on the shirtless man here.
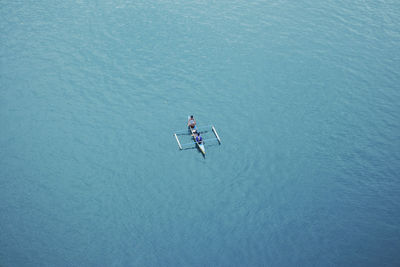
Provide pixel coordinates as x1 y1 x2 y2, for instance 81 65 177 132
188 115 196 128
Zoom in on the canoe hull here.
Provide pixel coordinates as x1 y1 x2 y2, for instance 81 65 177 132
188 116 205 155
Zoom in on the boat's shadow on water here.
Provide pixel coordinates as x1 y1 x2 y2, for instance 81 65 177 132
181 142 220 158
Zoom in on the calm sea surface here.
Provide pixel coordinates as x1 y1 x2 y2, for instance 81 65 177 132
1 0 399 266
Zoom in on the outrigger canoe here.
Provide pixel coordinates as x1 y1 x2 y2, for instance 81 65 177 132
189 121 206 155
173 117 221 155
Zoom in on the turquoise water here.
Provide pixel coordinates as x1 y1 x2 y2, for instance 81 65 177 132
1 0 400 266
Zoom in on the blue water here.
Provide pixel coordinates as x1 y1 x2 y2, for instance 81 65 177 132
1 0 400 266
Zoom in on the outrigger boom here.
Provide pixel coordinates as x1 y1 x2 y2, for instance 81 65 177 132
174 125 214 134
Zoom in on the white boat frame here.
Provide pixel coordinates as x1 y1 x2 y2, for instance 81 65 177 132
173 123 221 154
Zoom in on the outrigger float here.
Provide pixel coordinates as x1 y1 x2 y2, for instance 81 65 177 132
173 117 221 155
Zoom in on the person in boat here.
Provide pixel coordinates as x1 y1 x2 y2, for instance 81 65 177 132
188 115 196 128
196 132 203 144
